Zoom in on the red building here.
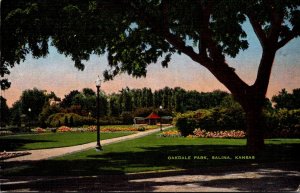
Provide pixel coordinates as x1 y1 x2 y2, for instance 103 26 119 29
145 112 160 125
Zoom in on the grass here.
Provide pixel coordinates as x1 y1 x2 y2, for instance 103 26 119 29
3 127 300 176
0 132 135 151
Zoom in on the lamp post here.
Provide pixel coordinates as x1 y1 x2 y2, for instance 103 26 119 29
107 97 110 117
159 105 163 131
95 76 102 151
28 108 31 127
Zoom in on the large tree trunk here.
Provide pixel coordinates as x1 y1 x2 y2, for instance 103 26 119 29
245 107 265 154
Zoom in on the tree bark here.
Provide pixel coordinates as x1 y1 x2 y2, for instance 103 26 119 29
245 106 265 154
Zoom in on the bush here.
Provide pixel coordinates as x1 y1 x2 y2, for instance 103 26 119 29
98 116 123 125
46 113 96 127
137 126 146 131
176 118 198 136
175 107 246 136
50 128 57 133
264 109 300 138
121 112 134 125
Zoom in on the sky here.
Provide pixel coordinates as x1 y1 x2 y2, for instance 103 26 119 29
2 21 300 107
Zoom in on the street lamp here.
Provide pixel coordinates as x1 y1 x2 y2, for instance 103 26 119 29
28 108 31 127
95 76 103 151
159 105 163 131
107 97 110 116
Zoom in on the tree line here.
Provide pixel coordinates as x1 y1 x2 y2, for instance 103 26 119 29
1 87 299 128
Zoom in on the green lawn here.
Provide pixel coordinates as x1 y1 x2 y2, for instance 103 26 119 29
3 128 300 176
0 132 135 151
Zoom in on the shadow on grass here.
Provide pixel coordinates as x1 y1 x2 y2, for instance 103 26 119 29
1 143 299 191
0 138 55 151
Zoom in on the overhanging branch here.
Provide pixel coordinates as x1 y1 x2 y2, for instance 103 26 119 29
247 14 267 47
277 29 298 50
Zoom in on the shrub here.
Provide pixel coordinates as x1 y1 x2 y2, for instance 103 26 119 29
137 127 146 131
50 128 57 133
176 118 198 136
175 107 246 136
263 109 300 138
46 113 96 127
64 116 69 126
121 112 134 125
69 116 74 126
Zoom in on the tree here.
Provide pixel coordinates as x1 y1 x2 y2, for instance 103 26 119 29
108 93 121 116
60 90 80 108
82 88 96 96
19 88 48 124
2 1 300 153
272 88 300 109
10 101 22 126
39 103 61 127
0 96 10 126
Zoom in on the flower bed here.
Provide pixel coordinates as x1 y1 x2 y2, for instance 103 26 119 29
102 127 139 132
0 151 31 160
193 128 245 138
158 130 182 137
31 127 47 133
57 126 72 132
0 130 13 136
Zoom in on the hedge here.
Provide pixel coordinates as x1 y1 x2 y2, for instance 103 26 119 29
175 108 300 138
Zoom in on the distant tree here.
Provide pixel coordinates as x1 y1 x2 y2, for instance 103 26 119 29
292 88 300 109
132 88 142 110
46 91 61 103
39 103 61 127
272 88 300 109
71 93 96 116
0 96 10 126
82 88 96 96
108 93 121 116
10 101 22 126
119 87 133 112
153 90 163 108
19 88 48 123
173 87 186 112
220 95 242 109
60 90 80 108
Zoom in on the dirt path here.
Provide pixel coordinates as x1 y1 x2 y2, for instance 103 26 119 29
3 126 173 162
1 162 299 192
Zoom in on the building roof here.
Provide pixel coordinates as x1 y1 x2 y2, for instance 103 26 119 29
145 112 160 119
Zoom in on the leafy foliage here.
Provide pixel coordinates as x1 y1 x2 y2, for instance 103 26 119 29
272 88 300 110
46 113 96 127
0 96 10 126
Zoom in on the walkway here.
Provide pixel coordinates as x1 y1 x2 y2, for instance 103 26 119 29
4 125 173 162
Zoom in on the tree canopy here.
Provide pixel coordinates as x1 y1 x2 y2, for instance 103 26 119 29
2 0 299 89
272 88 300 110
